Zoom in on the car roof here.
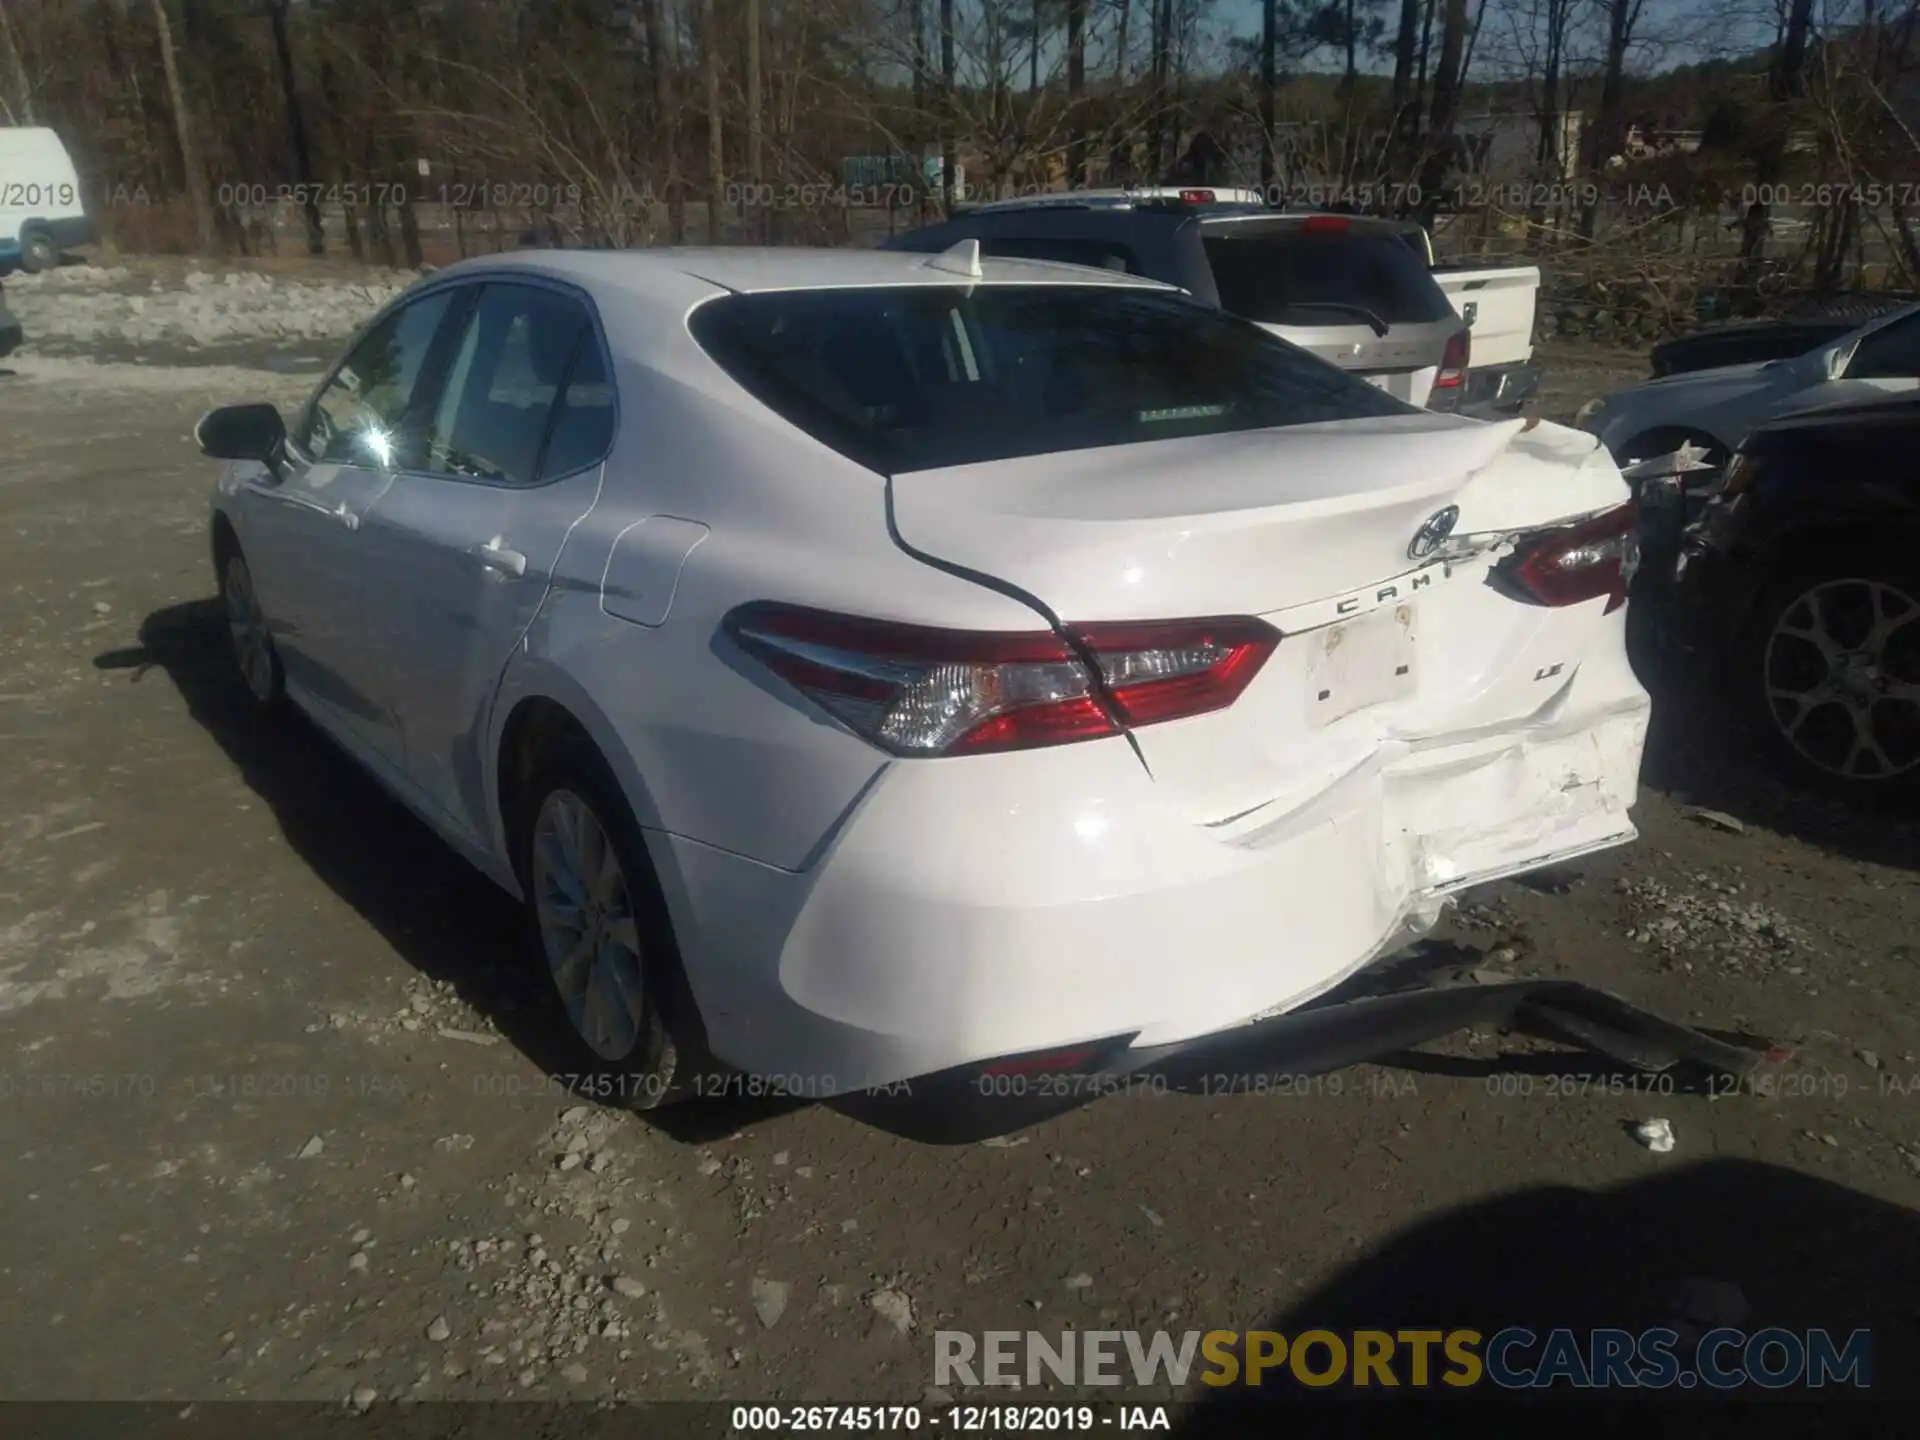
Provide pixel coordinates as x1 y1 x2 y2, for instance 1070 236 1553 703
425 245 1178 298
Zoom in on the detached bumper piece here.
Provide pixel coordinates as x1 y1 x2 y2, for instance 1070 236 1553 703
839 971 1776 1144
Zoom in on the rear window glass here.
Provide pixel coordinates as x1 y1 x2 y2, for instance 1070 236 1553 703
689 285 1411 474
1202 228 1453 328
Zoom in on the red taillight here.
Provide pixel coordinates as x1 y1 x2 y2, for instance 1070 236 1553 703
724 603 1280 757
1179 188 1216 204
1434 327 1471 389
1300 214 1349 232
1500 503 1642 615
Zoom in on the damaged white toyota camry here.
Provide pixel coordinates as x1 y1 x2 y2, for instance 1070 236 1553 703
196 244 1649 1121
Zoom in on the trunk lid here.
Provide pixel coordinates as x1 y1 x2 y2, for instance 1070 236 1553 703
888 412 1585 622
890 414 1632 819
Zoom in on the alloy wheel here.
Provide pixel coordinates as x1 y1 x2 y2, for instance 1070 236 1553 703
223 556 277 703
1763 577 1920 781
530 789 649 1062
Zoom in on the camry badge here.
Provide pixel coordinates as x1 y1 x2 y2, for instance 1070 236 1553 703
1407 505 1460 561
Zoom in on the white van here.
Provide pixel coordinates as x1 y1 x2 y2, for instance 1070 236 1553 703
0 127 91 275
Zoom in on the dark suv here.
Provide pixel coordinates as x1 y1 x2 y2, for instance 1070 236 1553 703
1671 390 1920 803
884 197 1472 412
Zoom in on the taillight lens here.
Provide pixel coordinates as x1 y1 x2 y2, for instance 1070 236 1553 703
724 603 1280 756
1179 188 1216 204
1434 327 1471 390
1299 214 1349 232
1498 502 1642 615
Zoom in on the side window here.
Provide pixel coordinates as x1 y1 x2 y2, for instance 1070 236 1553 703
302 290 459 468
979 235 1142 275
1845 312 1920 379
540 337 616 479
423 283 589 485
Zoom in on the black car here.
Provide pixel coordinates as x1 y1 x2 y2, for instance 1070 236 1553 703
1650 297 1916 377
883 197 1475 413
1671 390 1920 802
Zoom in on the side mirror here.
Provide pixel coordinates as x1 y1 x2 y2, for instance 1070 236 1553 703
1823 343 1854 381
195 403 286 464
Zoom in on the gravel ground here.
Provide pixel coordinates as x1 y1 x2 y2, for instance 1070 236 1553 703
0 267 1916 1418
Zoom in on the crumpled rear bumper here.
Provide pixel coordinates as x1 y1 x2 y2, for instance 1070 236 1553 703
660 676 1651 1097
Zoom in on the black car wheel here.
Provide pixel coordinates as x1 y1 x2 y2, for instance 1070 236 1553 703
1741 550 1920 804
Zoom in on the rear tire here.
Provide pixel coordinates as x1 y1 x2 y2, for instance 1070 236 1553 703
1736 545 1920 807
512 739 703 1110
18 230 58 275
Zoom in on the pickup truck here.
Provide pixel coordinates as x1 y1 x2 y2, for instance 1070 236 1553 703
1433 261 1542 414
1392 224 1542 414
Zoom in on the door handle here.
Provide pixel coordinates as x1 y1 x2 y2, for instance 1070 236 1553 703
471 537 528 578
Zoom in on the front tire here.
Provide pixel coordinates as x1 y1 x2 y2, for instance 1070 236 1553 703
218 546 285 711
515 743 700 1110
1738 549 1920 806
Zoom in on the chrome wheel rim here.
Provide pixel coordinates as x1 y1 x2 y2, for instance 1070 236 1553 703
1764 577 1920 781
530 790 647 1061
223 557 276 702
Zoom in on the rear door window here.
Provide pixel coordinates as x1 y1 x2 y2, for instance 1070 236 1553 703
690 284 1412 475
1201 226 1454 329
978 235 1144 275
422 282 590 485
539 339 617 479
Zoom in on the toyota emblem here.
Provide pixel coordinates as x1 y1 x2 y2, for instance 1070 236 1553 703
1407 505 1460 561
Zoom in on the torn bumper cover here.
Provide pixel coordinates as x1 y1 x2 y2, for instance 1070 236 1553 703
673 685 1653 1106
841 973 1776 1145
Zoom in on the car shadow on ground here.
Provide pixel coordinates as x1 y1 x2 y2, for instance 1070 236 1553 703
1169 1158 1917 1429
1627 600 1920 875
96 598 803 1146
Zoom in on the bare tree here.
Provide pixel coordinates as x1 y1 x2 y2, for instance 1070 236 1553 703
261 0 322 254
1260 0 1277 186
747 0 763 196
1416 0 1468 226
1577 0 1646 238
147 0 214 250
1067 0 1088 182
940 0 955 210
1736 0 1816 283
0 0 34 123
1388 0 1421 170
705 0 723 241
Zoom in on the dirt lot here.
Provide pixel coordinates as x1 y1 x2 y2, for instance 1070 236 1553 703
2 319 1918 1415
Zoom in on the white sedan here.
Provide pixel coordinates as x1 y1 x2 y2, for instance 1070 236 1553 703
195 244 1650 1114
1577 301 1920 469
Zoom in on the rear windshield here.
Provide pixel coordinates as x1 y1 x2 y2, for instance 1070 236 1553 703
1202 227 1454 328
689 285 1412 474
